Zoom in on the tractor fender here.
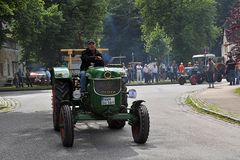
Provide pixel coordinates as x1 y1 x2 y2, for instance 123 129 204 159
52 67 71 80
131 100 145 111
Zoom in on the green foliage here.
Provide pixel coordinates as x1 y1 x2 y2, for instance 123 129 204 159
57 0 109 48
136 0 220 62
1 0 109 67
0 0 27 46
142 23 172 60
235 88 240 96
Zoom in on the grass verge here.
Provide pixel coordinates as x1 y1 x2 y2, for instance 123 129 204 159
0 106 13 112
185 96 240 125
234 87 240 96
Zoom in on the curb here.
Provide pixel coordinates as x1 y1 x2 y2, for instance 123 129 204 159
186 92 240 124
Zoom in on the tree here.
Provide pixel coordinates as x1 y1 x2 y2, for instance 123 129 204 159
135 0 220 62
12 0 63 66
142 23 172 61
0 0 27 46
10 0 108 67
54 0 109 48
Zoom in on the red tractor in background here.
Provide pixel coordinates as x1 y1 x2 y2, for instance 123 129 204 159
178 54 226 85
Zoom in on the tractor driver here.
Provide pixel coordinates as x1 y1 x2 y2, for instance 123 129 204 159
80 40 104 92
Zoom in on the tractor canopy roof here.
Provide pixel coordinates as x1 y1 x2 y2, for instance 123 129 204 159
192 54 215 59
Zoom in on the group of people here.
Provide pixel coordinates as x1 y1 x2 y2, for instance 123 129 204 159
124 63 160 84
76 39 240 93
13 68 33 88
13 69 25 88
204 55 240 88
123 61 188 84
13 68 51 88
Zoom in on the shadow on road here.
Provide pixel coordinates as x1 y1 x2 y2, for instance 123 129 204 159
0 111 154 160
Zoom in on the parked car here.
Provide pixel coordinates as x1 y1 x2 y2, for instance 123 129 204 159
29 68 47 85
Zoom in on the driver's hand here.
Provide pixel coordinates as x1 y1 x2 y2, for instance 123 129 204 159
95 56 102 60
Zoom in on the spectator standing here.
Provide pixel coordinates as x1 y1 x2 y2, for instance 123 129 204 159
152 64 158 83
143 64 149 83
136 64 142 83
178 62 185 73
17 69 24 87
25 68 33 87
188 62 192 67
127 64 134 83
207 58 215 88
226 55 236 85
235 59 240 85
46 68 51 86
13 72 20 88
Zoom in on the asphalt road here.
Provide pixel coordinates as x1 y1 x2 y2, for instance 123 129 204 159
0 83 240 160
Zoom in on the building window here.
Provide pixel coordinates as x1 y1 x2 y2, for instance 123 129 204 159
8 63 10 76
0 63 3 76
12 62 17 76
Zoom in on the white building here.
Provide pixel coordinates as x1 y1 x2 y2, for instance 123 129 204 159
0 39 21 86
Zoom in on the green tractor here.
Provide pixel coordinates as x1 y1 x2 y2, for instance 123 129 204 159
51 49 150 147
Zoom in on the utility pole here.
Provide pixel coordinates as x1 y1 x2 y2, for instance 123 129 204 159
132 52 134 62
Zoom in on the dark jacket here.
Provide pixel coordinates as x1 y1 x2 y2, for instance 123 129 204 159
80 48 104 71
226 59 236 71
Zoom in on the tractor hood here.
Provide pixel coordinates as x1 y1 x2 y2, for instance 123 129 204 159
86 67 125 79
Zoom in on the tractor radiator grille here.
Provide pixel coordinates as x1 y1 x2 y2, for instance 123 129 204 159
94 79 121 95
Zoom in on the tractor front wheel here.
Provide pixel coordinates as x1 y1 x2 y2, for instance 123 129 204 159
59 104 74 147
131 104 150 144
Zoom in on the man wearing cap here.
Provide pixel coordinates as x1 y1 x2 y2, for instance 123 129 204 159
80 40 104 92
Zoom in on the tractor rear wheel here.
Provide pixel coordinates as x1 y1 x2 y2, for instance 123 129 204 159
52 80 70 131
190 75 197 85
131 104 150 144
197 74 204 84
178 76 185 85
60 104 74 147
216 74 222 82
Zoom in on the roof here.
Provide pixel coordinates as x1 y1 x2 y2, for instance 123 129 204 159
192 54 216 58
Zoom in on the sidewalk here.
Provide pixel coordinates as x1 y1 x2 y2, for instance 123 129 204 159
197 84 240 120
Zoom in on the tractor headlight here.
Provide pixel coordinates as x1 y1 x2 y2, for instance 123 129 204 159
128 89 137 98
73 90 81 99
